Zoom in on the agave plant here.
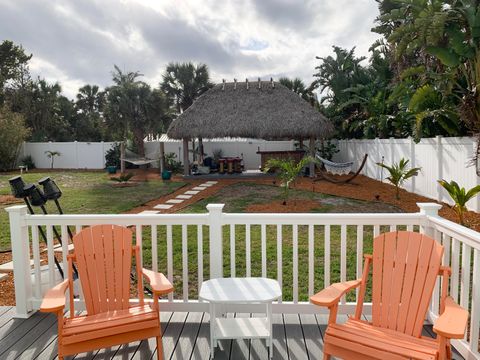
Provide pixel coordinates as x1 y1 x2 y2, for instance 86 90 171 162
376 158 421 200
438 180 480 226
264 156 315 205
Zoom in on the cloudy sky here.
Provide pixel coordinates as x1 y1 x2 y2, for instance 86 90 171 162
0 0 380 99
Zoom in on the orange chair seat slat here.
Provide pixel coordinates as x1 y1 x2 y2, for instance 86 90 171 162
326 320 438 360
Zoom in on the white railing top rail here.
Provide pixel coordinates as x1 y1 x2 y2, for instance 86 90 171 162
427 214 480 249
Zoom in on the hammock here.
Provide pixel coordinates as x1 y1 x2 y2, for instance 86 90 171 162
121 149 159 166
317 156 354 175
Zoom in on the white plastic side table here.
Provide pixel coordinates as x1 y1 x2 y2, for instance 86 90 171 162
199 277 282 359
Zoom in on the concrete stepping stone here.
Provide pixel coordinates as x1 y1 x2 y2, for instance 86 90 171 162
185 190 200 195
154 204 174 210
192 186 207 191
200 183 215 187
205 181 218 184
166 199 184 204
0 273 8 282
139 210 160 214
177 194 193 199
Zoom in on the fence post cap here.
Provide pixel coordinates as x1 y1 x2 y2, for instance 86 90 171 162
5 205 28 214
417 202 442 216
206 204 225 212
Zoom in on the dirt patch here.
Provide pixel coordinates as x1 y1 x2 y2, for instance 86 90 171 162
0 195 22 205
246 199 322 213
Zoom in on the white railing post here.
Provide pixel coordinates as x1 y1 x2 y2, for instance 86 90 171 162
207 204 224 279
6 205 32 318
417 203 441 236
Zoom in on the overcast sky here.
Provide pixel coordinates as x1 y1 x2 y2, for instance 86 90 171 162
0 0 380 99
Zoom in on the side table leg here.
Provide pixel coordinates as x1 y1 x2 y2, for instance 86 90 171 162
210 302 215 358
267 302 273 359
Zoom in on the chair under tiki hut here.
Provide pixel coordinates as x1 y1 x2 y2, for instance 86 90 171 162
166 79 333 176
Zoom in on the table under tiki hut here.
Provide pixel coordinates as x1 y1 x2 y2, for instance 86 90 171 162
166 78 333 177
257 149 306 170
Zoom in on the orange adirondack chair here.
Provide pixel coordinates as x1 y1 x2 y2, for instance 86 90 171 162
40 225 173 360
311 231 469 360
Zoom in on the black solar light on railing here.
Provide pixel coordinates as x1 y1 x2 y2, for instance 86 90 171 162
25 184 47 207
9 176 32 199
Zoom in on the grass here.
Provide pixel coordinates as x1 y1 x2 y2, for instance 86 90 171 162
137 182 405 302
0 171 186 250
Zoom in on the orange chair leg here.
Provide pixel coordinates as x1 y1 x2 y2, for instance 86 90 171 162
156 335 163 360
323 353 331 360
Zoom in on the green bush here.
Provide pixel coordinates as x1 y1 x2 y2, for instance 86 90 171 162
20 155 35 169
105 143 121 168
0 107 30 171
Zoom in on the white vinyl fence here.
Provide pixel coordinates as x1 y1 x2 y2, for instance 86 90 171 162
6 203 480 359
21 141 116 169
335 136 480 212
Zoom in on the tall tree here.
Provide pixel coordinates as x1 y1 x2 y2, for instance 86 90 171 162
0 40 31 104
105 65 172 156
161 62 212 161
74 84 106 141
279 77 316 105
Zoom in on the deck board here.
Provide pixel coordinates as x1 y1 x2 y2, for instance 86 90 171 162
0 306 466 360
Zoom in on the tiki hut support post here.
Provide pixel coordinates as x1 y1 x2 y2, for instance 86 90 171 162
198 137 204 163
309 137 316 178
159 141 165 173
183 138 190 176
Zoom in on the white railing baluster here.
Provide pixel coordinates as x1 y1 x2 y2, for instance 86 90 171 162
166 225 173 302
61 225 69 276
470 248 480 353
182 224 188 301
151 225 158 272
308 225 314 297
442 235 451 267
261 224 267 278
277 225 282 303
293 224 298 303
389 225 396 232
197 225 203 297
75 225 82 234
340 225 347 304
431 229 442 315
31 226 41 300
135 225 142 267
230 224 235 277
356 225 363 300
407 225 413 232
246 224 251 277
451 238 460 302
46 225 55 289
373 225 380 237
325 225 331 287
460 244 472 315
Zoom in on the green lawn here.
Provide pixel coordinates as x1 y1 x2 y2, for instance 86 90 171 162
0 171 186 250
138 183 405 302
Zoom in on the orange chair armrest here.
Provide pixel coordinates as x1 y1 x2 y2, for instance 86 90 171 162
142 268 174 295
310 279 362 307
40 279 69 313
433 297 469 339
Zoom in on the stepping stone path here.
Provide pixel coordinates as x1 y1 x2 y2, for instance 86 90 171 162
146 181 218 213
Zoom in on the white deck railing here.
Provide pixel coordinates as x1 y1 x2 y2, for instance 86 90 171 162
6 203 480 359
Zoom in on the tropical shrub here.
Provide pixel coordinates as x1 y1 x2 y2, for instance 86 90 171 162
165 152 183 173
376 158 421 200
0 106 30 171
20 155 35 169
264 156 315 205
110 172 134 183
105 143 121 168
438 180 480 226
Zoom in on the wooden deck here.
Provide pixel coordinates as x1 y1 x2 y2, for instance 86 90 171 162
0 306 464 360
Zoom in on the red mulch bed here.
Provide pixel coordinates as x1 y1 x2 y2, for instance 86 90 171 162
246 199 322 213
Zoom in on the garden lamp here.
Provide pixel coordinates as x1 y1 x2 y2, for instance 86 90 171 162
38 177 75 241
8 177 65 278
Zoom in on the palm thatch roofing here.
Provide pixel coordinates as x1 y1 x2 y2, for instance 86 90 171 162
167 80 332 140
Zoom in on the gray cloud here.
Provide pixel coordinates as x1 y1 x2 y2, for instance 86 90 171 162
0 0 379 98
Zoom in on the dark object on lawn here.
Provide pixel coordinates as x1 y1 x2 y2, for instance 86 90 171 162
162 170 172 180
375 194 380 201
8 177 65 278
315 154 368 184
106 165 117 174
110 172 134 183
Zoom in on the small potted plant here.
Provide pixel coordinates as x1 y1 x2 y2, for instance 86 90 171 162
163 152 182 180
105 144 121 174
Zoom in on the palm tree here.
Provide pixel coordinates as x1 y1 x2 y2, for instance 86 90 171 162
45 150 61 169
278 77 316 105
161 62 213 161
438 180 480 226
376 158 421 200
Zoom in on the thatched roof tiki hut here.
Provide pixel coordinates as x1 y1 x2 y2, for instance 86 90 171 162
167 79 333 176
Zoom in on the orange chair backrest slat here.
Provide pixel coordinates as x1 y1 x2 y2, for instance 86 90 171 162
371 231 443 338
73 225 133 315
